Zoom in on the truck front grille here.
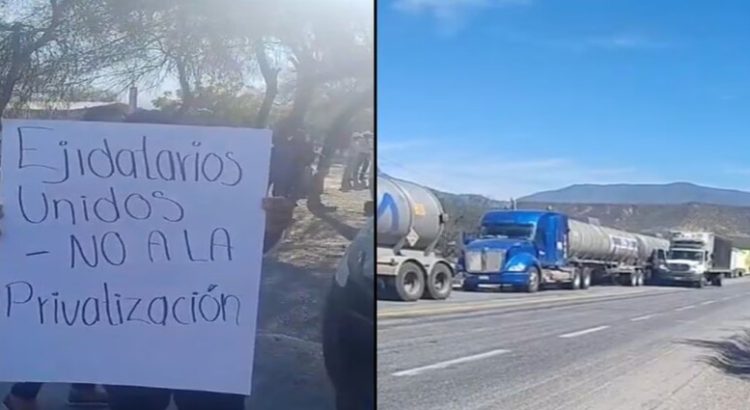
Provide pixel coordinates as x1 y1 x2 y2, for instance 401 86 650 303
668 263 691 272
465 250 505 273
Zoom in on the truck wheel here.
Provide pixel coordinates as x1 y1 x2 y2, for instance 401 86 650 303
424 263 452 300
712 276 723 286
581 268 591 289
395 261 425 302
567 269 581 290
693 279 703 289
525 267 540 293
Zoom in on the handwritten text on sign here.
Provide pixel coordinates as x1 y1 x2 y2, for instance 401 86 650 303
0 120 271 394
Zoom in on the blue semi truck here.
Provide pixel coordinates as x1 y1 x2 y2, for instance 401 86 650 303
459 210 670 292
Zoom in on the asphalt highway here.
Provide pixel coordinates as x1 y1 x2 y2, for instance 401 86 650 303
378 278 750 410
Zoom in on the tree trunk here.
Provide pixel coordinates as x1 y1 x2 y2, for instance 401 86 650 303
0 26 25 122
175 58 194 119
254 41 279 128
286 75 315 131
0 26 27 138
307 87 373 210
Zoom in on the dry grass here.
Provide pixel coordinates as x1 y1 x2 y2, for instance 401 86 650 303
259 165 369 342
250 165 370 409
272 165 370 271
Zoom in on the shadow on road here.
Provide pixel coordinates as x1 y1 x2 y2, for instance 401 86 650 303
681 330 750 380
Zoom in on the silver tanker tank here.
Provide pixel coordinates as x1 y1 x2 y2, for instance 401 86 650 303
567 218 668 286
634 234 670 262
377 175 454 302
376 175 445 251
568 219 640 264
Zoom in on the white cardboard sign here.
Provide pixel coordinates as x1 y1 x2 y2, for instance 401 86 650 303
0 120 271 395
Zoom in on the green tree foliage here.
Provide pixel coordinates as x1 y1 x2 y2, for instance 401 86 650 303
1 0 374 207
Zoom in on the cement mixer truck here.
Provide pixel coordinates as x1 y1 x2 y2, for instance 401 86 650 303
376 174 455 301
461 210 670 292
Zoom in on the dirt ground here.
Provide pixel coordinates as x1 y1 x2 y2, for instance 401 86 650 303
249 165 370 409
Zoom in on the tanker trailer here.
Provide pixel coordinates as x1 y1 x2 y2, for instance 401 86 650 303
376 175 455 301
634 234 670 284
461 209 667 292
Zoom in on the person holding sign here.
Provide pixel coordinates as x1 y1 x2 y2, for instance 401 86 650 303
0 116 297 410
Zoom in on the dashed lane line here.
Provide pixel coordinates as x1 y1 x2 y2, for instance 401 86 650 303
392 348 511 377
558 325 610 339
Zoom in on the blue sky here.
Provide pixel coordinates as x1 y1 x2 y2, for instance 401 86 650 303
378 0 750 199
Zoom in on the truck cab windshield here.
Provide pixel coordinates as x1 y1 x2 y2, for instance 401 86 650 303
480 223 534 239
669 250 703 261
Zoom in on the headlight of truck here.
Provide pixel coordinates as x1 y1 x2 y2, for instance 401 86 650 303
506 262 526 272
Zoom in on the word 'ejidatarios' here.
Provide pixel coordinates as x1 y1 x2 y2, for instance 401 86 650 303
17 128 244 186
4 282 241 327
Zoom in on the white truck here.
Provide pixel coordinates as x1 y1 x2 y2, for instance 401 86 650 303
730 248 748 278
663 231 730 287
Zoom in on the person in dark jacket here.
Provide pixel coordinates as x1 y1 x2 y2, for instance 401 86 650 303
287 130 316 202
269 133 296 198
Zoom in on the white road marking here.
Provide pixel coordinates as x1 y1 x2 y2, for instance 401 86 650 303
630 314 655 322
700 300 716 305
392 349 511 377
675 305 695 311
558 325 610 339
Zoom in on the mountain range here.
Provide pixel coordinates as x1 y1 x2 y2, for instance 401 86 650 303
518 182 750 207
424 181 750 256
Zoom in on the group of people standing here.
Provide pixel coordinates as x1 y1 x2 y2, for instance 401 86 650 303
268 128 374 200
341 131 373 192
